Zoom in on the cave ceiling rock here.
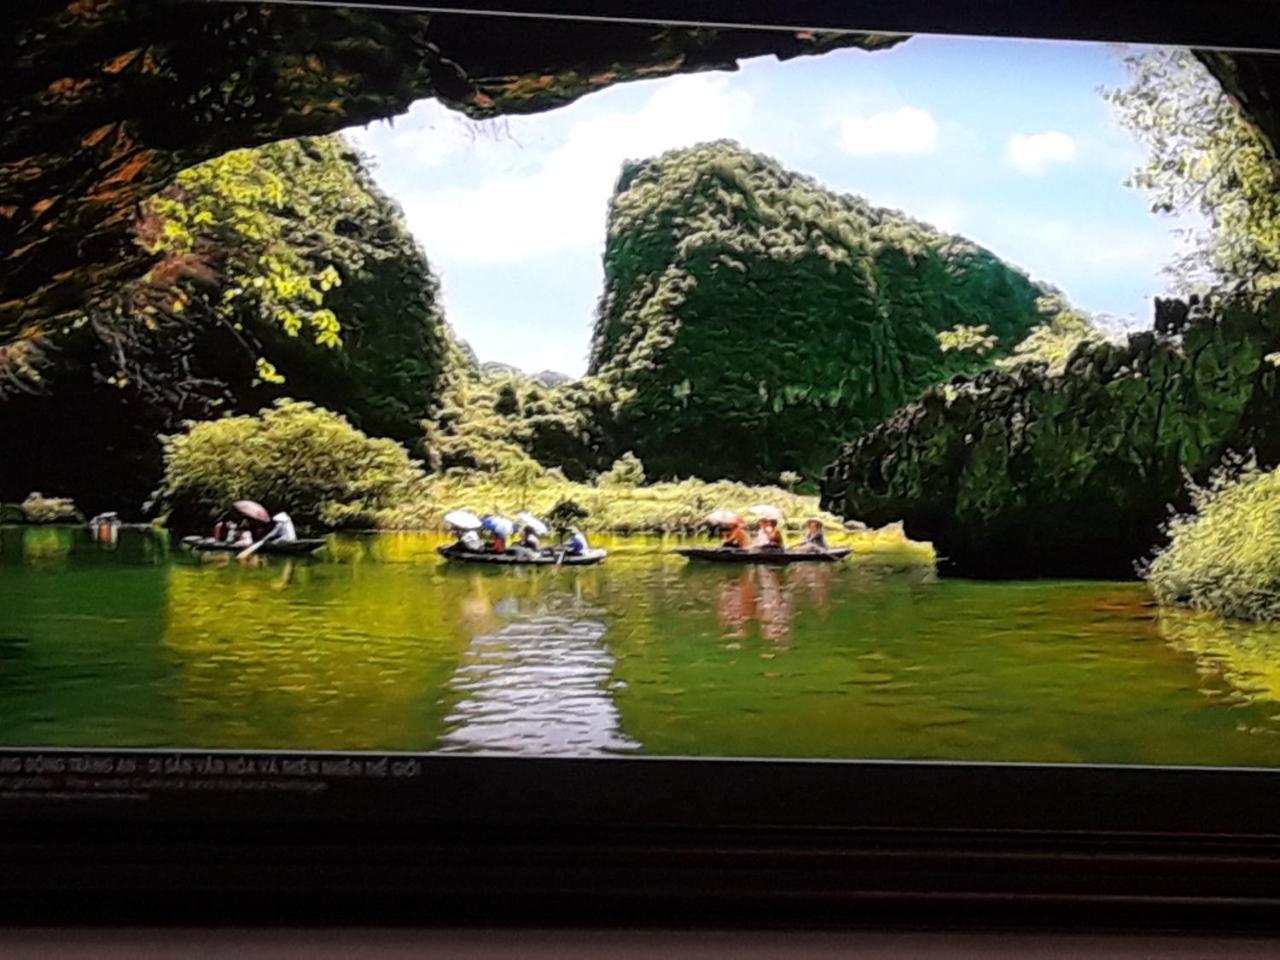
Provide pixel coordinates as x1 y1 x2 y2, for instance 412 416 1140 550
0 0 901 346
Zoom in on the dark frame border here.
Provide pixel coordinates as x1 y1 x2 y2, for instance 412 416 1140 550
248 0 1280 52
14 0 1280 927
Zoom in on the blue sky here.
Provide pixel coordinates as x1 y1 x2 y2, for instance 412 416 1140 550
346 34 1195 376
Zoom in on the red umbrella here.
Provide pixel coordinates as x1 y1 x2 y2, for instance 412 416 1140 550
232 500 271 524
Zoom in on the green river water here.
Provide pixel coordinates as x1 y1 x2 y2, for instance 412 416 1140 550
4 525 1280 765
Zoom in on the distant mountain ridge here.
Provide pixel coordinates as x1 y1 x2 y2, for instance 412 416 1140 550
477 359 573 388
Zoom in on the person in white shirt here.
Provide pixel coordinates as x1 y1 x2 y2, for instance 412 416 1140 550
263 511 297 544
565 527 590 556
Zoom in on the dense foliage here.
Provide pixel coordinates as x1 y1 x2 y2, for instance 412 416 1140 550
818 54 1280 582
154 400 428 531
147 135 455 443
935 293 1111 378
1147 455 1280 621
821 291 1280 577
1104 48 1280 292
422 356 553 475
0 136 455 516
992 295 1109 376
587 140 1051 482
598 452 646 488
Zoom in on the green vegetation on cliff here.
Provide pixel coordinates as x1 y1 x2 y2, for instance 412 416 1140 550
145 134 455 444
0 136 456 516
1147 456 1280 621
816 50 1280 583
585 140 1051 482
821 291 1280 578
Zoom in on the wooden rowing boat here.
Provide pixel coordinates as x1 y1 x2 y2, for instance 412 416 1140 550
181 535 326 557
437 545 607 566
674 546 852 564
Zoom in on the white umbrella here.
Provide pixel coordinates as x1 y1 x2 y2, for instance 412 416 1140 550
747 504 786 522
443 509 483 531
515 511 549 536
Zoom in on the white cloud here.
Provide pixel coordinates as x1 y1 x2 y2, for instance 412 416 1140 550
346 99 526 173
838 107 939 157
360 74 755 265
1006 131 1077 176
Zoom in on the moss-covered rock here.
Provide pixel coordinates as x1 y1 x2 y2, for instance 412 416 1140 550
586 140 1051 482
820 290 1280 578
228 136 455 446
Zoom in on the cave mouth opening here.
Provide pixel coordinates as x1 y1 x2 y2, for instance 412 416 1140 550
3 2 1280 528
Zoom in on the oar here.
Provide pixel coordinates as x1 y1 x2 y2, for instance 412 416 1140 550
237 535 269 561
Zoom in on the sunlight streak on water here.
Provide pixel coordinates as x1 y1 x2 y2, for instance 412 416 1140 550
438 615 640 755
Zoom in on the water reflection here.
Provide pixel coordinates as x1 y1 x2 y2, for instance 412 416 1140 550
0 524 170 567
439 589 640 756
160 558 470 751
16 527 1280 766
714 564 836 644
1159 608 1280 726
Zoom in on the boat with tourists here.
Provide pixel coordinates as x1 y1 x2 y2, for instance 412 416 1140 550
438 509 605 566
182 500 319 557
680 507 849 563
436 544 608 566
674 546 851 565
181 535 326 557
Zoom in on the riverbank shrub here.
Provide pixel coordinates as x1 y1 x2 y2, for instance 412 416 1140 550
17 493 82 524
1147 456 1280 621
546 498 590 534
598 452 646 488
154 399 427 530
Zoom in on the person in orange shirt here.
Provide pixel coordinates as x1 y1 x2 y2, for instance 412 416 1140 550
721 520 750 550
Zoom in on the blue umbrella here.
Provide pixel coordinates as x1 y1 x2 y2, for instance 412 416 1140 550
482 515 515 538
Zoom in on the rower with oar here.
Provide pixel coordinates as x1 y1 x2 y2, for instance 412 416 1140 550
238 509 297 560
800 517 830 551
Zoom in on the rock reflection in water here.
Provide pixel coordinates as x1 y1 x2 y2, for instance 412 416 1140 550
439 593 640 756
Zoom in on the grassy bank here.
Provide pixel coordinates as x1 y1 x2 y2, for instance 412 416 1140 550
375 471 937 565
151 399 935 565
